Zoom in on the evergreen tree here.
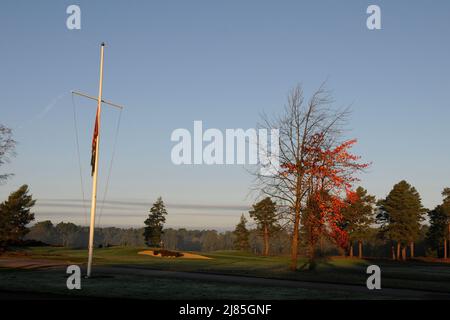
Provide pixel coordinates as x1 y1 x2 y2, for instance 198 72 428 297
143 197 167 247
341 187 375 258
0 184 35 244
233 214 250 251
427 188 450 258
249 197 278 256
377 180 426 260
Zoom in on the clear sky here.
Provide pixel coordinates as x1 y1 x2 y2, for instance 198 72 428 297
1 0 450 230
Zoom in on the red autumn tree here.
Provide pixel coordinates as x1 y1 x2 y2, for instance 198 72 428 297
281 135 369 265
255 84 369 271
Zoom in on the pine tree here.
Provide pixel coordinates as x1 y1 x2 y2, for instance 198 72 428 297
427 188 450 258
377 180 426 260
233 214 250 251
143 197 167 247
341 187 375 258
0 184 35 245
249 197 278 256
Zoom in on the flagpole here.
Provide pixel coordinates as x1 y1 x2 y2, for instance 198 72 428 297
87 42 105 278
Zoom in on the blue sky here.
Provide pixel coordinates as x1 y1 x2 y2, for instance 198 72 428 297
1 0 449 230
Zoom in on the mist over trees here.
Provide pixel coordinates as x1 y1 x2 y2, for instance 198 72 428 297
23 221 264 253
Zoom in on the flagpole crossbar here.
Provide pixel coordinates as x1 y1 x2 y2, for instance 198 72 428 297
71 90 124 110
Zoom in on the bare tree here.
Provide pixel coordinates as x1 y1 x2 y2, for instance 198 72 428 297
254 83 351 271
0 124 16 183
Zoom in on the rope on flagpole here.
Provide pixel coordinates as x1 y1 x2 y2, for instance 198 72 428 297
96 107 123 228
71 92 89 226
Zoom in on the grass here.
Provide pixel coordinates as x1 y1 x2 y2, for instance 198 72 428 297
0 268 372 300
1 246 450 299
22 246 450 291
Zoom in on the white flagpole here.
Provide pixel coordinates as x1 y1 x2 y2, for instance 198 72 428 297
87 42 105 278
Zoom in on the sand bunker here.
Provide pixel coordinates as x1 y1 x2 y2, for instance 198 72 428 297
138 250 212 260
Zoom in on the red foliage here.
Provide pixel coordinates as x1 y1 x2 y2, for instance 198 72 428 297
280 134 369 249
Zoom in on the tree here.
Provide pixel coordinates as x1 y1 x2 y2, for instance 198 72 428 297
427 188 450 259
233 214 250 251
249 197 278 256
255 84 368 270
143 197 167 247
55 222 80 247
298 139 367 265
27 220 57 244
201 230 220 252
377 180 426 260
0 185 35 244
0 125 16 184
301 190 328 264
341 187 376 258
441 188 450 259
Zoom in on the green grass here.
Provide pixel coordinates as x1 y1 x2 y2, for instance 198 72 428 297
0 268 374 300
2 246 450 299
26 247 450 291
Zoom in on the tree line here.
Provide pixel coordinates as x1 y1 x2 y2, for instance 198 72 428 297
0 181 447 262
81 182 449 262
232 182 450 263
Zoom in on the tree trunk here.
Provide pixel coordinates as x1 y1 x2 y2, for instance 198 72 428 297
263 225 269 256
308 242 316 268
358 240 363 259
391 244 396 260
410 242 414 259
319 236 324 256
290 212 300 271
349 242 353 258
447 223 450 257
396 242 401 261
444 238 448 260
402 246 406 261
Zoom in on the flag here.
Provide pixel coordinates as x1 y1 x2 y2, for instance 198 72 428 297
91 107 99 176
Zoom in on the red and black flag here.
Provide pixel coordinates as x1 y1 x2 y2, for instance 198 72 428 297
91 107 99 176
